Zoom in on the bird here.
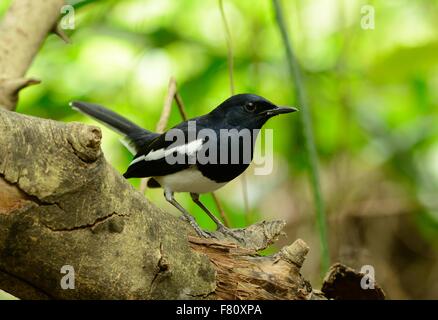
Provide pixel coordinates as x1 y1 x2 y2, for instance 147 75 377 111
70 94 297 241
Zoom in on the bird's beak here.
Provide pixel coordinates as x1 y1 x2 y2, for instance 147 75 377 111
265 106 298 116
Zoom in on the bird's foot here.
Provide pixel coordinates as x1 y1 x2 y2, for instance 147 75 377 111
180 214 213 238
216 225 245 243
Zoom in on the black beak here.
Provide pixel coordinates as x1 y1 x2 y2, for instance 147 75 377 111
265 106 298 116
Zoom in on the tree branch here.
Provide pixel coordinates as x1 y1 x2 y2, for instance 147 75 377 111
0 0 65 110
0 109 324 299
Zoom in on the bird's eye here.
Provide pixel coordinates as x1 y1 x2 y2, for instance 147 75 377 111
244 102 256 113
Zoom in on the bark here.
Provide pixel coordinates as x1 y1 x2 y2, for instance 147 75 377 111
0 109 321 299
0 0 64 110
321 263 385 300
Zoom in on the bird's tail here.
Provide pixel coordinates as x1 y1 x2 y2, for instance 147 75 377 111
70 101 159 154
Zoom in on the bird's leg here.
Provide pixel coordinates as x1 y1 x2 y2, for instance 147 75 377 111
164 189 211 238
190 193 244 242
190 193 224 226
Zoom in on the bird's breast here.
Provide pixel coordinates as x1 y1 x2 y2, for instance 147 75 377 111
154 167 227 194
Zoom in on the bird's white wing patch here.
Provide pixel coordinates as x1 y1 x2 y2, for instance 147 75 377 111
169 138 204 157
129 138 204 165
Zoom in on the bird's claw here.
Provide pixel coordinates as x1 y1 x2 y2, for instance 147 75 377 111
216 225 245 243
180 214 215 239
180 215 244 242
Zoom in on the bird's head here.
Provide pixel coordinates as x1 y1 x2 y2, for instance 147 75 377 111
210 93 298 129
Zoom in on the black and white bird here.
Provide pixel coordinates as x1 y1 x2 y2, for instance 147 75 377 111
70 94 297 240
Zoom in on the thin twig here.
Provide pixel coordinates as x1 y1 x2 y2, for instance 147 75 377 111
219 0 250 220
218 0 235 95
171 79 230 227
174 91 188 121
241 174 251 225
156 78 178 133
140 77 231 227
52 23 71 44
272 0 329 276
211 193 231 228
139 77 178 193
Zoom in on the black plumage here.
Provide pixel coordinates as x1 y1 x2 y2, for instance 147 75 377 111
71 94 297 240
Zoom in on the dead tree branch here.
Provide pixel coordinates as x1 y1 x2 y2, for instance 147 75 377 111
0 109 324 299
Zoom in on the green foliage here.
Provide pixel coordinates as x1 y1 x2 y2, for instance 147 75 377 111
273 0 329 276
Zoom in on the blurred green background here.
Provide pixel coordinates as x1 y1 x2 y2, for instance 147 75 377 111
1 0 438 299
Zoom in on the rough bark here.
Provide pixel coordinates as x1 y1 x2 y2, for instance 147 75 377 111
0 0 65 110
189 237 320 300
0 109 323 299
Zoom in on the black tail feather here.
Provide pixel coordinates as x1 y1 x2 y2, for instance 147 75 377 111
70 101 159 152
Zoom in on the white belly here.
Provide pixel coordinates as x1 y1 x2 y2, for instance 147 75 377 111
154 167 226 194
